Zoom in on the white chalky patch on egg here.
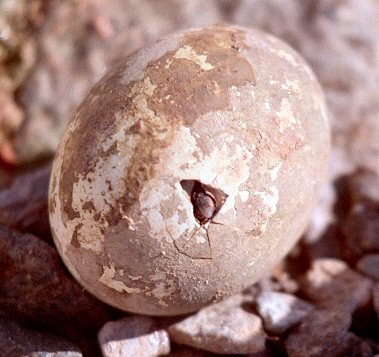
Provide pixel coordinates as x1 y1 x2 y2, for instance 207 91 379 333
120 37 179 85
254 186 279 215
268 162 282 181
166 212 189 241
99 264 143 293
276 98 299 132
145 209 166 237
239 190 250 202
73 223 104 254
196 234 207 244
265 98 270 111
285 79 301 95
275 49 299 67
174 45 214 70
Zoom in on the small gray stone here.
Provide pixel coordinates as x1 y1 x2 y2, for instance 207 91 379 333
98 316 170 357
357 254 379 280
168 294 266 355
0 318 82 357
255 291 314 334
285 309 355 357
300 258 373 312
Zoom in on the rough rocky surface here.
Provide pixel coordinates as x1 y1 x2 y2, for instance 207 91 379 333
300 258 373 312
285 309 356 357
0 318 82 357
254 291 314 334
98 316 170 357
168 294 266 354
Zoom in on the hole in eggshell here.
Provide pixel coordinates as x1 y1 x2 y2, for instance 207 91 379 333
180 179 228 225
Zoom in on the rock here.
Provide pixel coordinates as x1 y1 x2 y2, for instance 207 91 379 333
344 169 379 204
0 224 110 330
98 316 170 357
285 309 356 357
335 170 379 262
374 283 379 321
300 258 373 312
0 318 82 357
169 345 215 356
255 291 314 334
0 164 51 239
357 254 379 281
168 294 266 355
342 203 379 257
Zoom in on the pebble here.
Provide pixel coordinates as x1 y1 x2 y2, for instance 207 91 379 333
255 291 314 334
357 254 379 280
168 294 266 354
0 224 110 330
285 309 355 357
98 316 170 357
0 318 82 357
300 258 373 312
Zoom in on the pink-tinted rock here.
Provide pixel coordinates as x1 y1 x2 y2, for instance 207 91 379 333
0 318 82 357
0 224 110 330
285 309 355 357
300 258 373 312
255 291 314 334
168 294 266 354
98 316 170 357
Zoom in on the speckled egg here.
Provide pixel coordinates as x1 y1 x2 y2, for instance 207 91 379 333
49 25 330 315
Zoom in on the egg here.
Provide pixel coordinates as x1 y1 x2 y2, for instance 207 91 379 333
49 25 330 315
